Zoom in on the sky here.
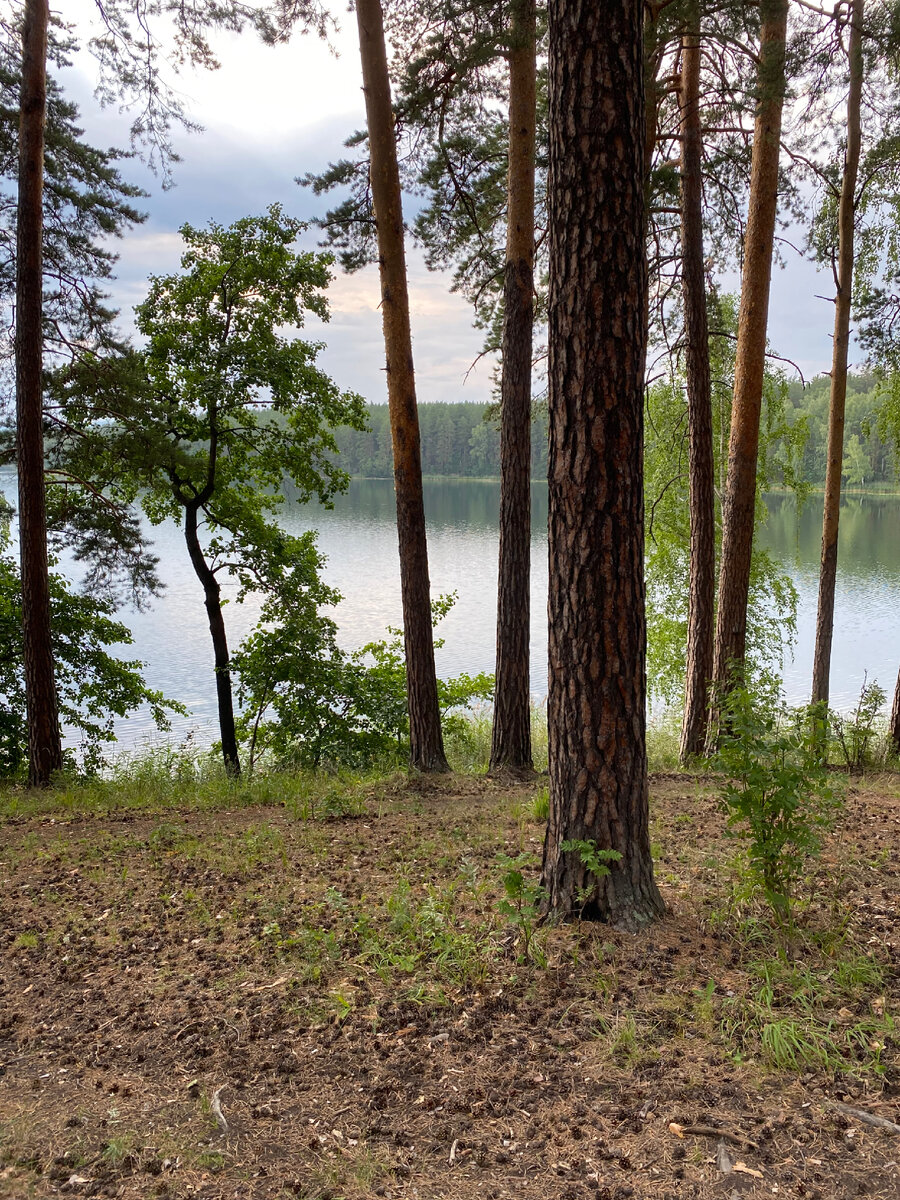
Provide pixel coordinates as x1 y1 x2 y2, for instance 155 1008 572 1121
61 5 498 406
58 4 850 402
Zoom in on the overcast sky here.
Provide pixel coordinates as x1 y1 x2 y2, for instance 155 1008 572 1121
59 5 849 402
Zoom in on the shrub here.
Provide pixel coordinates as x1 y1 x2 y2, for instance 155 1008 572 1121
830 674 886 772
713 672 843 927
233 584 493 772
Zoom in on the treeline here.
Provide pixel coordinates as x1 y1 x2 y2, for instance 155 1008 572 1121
787 374 897 488
333 378 899 487
331 402 550 478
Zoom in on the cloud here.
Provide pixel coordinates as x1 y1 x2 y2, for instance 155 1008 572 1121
49 16 496 406
309 253 495 406
57 6 842 405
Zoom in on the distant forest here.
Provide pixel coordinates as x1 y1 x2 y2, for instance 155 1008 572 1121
331 402 550 478
332 374 898 486
786 374 897 488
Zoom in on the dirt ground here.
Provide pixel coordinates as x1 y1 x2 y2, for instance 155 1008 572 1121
0 772 898 1200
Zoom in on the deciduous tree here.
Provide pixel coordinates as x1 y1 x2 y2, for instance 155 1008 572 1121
52 208 365 777
9 0 325 784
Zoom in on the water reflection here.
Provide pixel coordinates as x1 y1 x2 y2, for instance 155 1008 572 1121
759 493 900 710
763 493 900 579
1 471 897 747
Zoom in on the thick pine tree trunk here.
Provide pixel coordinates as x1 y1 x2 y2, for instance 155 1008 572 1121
184 504 241 777
541 0 664 931
356 0 448 773
811 0 863 710
711 0 789 706
678 21 716 762
890 666 900 756
16 0 61 787
490 0 536 774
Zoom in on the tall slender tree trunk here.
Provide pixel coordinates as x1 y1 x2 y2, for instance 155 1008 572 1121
711 0 789 710
811 0 864 710
356 0 448 773
642 4 665 358
644 2 665 179
16 0 61 787
678 18 716 761
490 0 536 774
541 0 664 931
184 504 241 777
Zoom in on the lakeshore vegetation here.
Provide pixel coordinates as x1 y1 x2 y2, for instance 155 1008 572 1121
332 375 899 489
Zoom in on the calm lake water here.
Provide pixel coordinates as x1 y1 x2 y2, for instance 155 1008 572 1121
3 474 899 748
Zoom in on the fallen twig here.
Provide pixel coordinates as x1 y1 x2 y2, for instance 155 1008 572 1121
669 1122 759 1150
830 1102 900 1134
240 976 291 992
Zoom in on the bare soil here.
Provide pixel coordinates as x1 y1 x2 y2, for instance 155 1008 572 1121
0 772 898 1200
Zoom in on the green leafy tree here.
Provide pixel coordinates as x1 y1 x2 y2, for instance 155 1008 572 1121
783 374 892 486
51 206 366 777
842 432 869 486
713 672 843 927
0 516 178 778
232 588 494 772
645 292 805 710
7 0 335 787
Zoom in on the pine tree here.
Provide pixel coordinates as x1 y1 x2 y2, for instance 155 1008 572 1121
541 0 664 930
355 0 449 772
711 0 790 715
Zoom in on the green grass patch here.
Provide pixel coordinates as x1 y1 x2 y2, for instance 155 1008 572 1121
0 749 376 823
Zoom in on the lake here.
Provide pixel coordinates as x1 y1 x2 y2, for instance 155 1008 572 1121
3 474 899 748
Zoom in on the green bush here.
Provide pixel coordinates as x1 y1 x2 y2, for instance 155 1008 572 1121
830 675 886 772
0 527 180 779
713 672 843 927
233 585 493 772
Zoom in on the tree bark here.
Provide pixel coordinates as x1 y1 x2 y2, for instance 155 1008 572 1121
711 0 789 706
811 0 864 710
678 19 716 761
490 0 536 774
184 503 241 777
890 664 900 756
16 0 61 787
541 0 664 931
356 0 448 773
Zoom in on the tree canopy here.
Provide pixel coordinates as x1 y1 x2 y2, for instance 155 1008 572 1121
50 206 367 774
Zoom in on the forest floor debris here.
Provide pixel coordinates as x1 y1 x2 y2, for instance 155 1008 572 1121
0 771 898 1199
